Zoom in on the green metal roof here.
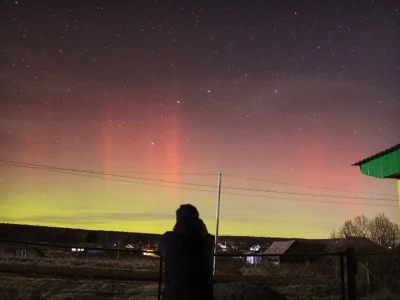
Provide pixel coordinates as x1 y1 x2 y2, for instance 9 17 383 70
353 144 400 179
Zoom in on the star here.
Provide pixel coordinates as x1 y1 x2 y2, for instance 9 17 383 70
0 0 397 239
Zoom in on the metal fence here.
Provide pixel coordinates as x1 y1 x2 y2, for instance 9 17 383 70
1 239 399 300
354 252 400 299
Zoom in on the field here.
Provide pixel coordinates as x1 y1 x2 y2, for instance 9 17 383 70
0 274 158 300
0 253 339 300
0 273 340 300
0 253 398 299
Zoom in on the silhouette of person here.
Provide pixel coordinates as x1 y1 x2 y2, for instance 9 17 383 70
160 204 215 300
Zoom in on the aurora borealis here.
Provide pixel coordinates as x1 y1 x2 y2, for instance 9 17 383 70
0 0 399 238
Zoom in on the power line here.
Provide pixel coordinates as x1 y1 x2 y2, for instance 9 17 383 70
1 160 398 208
224 174 397 198
89 167 397 203
0 163 13 167
0 160 213 177
0 161 217 194
222 185 398 202
1 159 398 205
2 159 397 209
219 191 398 208
0 159 217 189
107 170 215 176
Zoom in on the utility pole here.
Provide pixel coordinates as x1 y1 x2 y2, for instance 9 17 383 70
213 171 222 275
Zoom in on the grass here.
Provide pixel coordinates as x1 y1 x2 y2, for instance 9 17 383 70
0 254 159 272
0 274 158 300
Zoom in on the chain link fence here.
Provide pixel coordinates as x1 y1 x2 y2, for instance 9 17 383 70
213 252 344 300
354 252 400 299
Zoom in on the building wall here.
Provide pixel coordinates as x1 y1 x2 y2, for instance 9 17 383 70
283 241 326 263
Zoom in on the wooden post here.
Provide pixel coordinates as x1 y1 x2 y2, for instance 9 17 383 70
346 247 357 300
340 254 346 300
365 260 371 292
157 256 163 300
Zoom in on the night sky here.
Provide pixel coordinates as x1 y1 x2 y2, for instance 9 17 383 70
0 0 399 238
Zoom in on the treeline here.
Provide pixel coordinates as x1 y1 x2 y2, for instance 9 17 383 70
0 223 336 249
0 223 161 247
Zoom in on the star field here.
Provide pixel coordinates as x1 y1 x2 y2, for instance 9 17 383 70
0 0 399 238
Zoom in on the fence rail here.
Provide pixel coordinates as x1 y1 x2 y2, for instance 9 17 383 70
1 239 400 300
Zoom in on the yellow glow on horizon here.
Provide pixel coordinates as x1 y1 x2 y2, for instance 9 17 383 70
1 219 329 239
1 167 398 239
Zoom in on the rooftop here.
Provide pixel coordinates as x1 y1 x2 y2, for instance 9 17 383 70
353 144 400 166
264 240 296 255
352 144 400 179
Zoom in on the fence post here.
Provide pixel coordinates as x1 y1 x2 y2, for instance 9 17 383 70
157 256 163 300
346 247 357 300
339 254 346 300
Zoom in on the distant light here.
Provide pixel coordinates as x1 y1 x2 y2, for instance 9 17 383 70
176 100 181 104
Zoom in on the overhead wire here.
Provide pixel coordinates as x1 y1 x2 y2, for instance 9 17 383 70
1 159 398 207
220 191 398 208
107 170 215 176
1 159 396 203
0 159 217 189
222 185 397 202
224 174 397 198
0 160 217 193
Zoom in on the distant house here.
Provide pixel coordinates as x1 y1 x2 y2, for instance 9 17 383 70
71 243 104 254
242 244 263 265
244 251 262 265
217 241 228 252
249 244 261 252
264 240 326 264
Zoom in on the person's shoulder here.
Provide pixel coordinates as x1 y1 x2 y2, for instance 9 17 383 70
161 231 174 241
206 233 214 239
162 231 174 237
161 231 181 242
205 233 215 244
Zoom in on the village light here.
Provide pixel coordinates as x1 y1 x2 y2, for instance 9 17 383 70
352 144 400 212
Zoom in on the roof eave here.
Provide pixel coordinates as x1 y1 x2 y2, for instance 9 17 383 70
352 144 400 166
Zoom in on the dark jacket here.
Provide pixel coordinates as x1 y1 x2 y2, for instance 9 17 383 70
160 217 214 300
